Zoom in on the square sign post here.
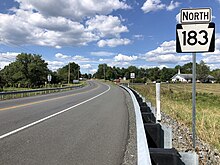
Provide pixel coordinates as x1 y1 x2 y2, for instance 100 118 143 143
130 73 135 86
176 8 215 150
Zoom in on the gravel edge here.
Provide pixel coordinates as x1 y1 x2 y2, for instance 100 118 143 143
122 89 137 165
161 112 220 165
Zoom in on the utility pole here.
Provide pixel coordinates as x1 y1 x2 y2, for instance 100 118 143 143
68 63 70 84
78 68 80 80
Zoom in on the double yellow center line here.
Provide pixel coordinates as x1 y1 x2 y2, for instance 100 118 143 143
0 84 99 111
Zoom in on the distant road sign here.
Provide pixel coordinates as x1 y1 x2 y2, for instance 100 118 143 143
130 73 135 79
47 74 52 82
176 23 215 53
181 8 211 24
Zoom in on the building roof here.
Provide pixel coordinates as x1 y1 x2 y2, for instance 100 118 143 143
171 74 192 80
171 74 215 80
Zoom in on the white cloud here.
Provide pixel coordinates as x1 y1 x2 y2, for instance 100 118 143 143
142 40 191 64
166 1 180 11
81 64 92 69
98 58 112 63
89 69 97 74
0 0 130 48
146 40 176 56
109 61 130 67
114 53 138 62
97 38 131 47
46 60 65 71
141 0 180 13
0 10 98 47
15 0 130 21
54 53 91 64
0 62 11 70
55 53 71 59
203 55 220 64
133 34 144 40
141 0 165 13
72 55 90 62
0 52 19 69
91 51 115 57
86 15 128 37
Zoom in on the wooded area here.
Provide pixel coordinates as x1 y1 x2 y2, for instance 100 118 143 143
0 53 81 90
1 53 220 91
93 61 220 83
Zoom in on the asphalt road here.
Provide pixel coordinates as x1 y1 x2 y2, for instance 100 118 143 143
0 81 129 165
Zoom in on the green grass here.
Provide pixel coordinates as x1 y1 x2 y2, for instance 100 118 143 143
0 82 86 100
132 83 220 151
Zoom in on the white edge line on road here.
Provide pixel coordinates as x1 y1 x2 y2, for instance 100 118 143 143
120 85 152 165
0 84 111 140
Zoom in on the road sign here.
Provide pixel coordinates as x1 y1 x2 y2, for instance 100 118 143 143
130 73 135 79
47 74 52 82
176 23 215 53
181 8 211 24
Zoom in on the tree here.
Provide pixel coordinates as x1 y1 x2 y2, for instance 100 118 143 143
181 62 193 74
0 72 5 91
94 64 108 79
197 60 210 82
57 62 80 83
1 53 49 87
160 67 176 82
211 69 220 82
146 67 160 81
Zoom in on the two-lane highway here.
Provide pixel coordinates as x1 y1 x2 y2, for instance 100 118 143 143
0 81 129 165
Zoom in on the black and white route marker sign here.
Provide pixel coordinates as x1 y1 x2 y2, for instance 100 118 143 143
176 23 215 53
176 8 215 53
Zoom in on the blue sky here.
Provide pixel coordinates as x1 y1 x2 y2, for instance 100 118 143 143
0 0 220 74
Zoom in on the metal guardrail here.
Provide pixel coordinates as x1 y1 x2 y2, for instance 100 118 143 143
120 85 152 165
0 85 83 100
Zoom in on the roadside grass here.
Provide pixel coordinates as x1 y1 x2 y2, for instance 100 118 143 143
132 83 220 151
0 82 86 100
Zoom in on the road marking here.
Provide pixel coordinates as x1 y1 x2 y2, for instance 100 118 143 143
0 85 110 140
0 83 99 111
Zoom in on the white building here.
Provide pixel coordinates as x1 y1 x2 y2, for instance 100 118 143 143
171 69 215 83
171 69 192 82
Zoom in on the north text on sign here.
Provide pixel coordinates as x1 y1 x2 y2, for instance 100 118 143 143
181 8 211 24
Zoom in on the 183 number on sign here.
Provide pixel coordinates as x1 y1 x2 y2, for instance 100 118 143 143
176 23 215 53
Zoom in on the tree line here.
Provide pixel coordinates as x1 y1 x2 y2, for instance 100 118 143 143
0 53 82 91
94 61 220 83
1 53 220 92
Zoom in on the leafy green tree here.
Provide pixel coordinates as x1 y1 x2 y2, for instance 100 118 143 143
57 62 80 83
0 72 5 91
197 60 210 82
1 53 49 87
94 64 108 79
146 67 160 81
211 69 220 82
160 67 176 82
181 62 193 74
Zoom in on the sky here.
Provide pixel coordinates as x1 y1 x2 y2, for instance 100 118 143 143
0 0 220 74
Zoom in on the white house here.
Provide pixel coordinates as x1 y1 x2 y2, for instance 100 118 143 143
171 69 215 83
171 69 192 82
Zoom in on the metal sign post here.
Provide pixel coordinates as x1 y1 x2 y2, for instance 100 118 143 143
192 52 196 148
176 8 215 150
